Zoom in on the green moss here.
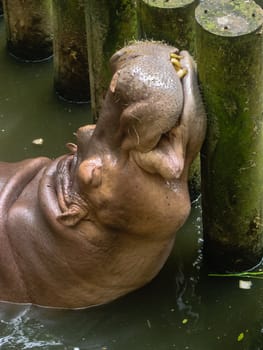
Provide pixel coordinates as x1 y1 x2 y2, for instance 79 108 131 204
196 1 263 270
196 0 263 37
52 0 89 102
188 156 201 201
138 0 197 54
53 0 87 40
85 0 138 119
143 0 195 9
3 0 53 60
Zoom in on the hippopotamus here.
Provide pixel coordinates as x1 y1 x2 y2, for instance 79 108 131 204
0 42 206 308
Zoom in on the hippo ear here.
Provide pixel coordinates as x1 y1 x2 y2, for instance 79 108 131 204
66 142 77 154
57 205 87 227
57 191 90 227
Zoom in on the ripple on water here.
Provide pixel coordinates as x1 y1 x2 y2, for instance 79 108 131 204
0 304 63 349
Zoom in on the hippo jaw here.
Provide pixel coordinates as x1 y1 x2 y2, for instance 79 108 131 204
130 127 185 180
56 45 206 229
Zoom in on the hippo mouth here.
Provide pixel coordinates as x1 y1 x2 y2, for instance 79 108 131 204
54 155 90 227
131 126 185 180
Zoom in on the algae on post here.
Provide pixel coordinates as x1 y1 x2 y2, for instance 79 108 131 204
85 0 138 120
52 0 90 102
3 0 53 61
137 0 198 54
196 0 263 271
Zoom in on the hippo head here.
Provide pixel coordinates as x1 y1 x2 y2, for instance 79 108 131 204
0 41 206 308
57 42 206 235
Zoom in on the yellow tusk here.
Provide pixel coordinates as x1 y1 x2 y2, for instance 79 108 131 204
176 68 188 79
170 53 184 60
171 58 182 69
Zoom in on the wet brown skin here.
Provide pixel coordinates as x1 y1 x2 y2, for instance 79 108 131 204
0 42 206 308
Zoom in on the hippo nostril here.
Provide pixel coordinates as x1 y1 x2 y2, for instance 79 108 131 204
78 158 102 188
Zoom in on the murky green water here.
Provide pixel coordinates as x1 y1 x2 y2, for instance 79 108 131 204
0 19 91 162
0 16 262 350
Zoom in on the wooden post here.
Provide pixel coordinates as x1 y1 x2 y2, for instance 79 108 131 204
0 1 3 16
2 0 53 61
52 0 90 103
84 0 138 120
196 0 263 271
137 0 198 55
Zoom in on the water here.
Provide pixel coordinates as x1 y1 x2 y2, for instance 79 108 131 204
0 16 263 350
0 20 91 162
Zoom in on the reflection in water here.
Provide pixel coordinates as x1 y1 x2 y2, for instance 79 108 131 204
0 15 263 350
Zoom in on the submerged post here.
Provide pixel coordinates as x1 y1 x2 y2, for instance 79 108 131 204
0 1 3 16
84 0 138 120
196 0 263 270
137 0 198 54
2 0 53 61
52 0 90 103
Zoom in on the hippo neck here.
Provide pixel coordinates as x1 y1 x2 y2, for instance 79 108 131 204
35 157 179 308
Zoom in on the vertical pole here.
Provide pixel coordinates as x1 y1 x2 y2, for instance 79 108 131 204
84 0 138 121
52 0 90 103
137 0 198 55
2 0 53 61
196 0 263 271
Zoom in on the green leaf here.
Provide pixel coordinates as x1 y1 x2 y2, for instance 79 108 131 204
208 270 263 280
237 332 245 342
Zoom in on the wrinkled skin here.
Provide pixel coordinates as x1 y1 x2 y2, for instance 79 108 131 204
0 42 206 308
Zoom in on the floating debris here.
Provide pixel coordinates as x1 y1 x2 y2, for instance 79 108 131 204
237 332 245 342
146 319 152 328
239 280 252 290
32 138 44 145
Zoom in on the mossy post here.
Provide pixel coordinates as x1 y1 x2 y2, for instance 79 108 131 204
2 0 53 61
52 0 90 103
196 0 263 271
84 0 138 120
137 0 198 55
